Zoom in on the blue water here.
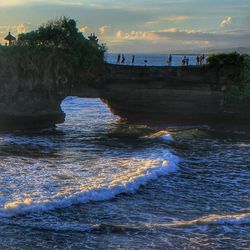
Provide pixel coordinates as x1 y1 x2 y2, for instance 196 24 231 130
0 62 249 249
105 53 206 66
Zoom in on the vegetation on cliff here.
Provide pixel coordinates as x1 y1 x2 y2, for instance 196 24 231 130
207 52 250 104
16 17 106 68
0 17 106 88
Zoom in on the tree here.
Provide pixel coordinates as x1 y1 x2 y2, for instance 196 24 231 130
17 17 106 67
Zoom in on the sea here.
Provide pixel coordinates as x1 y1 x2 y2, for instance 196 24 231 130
105 53 206 66
0 55 249 249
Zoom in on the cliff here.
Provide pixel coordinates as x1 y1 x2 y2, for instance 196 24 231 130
101 64 250 124
0 47 102 130
0 47 249 131
0 47 69 129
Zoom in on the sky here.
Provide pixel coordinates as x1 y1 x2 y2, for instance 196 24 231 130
0 0 249 53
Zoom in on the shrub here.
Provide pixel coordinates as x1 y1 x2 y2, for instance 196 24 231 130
16 17 106 68
207 52 250 104
207 52 245 67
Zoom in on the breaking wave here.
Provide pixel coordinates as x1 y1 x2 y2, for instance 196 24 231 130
0 152 179 218
144 130 175 142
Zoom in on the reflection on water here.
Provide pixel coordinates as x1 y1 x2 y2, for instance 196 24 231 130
0 97 249 249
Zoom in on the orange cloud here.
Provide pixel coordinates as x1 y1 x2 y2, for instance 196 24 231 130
99 25 108 35
145 16 191 26
220 17 233 27
79 26 89 34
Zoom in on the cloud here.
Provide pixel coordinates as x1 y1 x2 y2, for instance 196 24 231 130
160 16 191 22
112 28 203 42
0 0 85 7
105 26 250 53
220 17 233 27
145 15 191 26
159 28 179 33
113 30 159 42
115 30 122 40
0 23 33 44
79 26 89 34
0 0 27 6
99 25 108 34
15 24 27 34
0 23 31 35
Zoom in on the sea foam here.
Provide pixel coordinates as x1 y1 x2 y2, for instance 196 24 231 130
0 151 179 218
144 131 175 142
146 212 250 228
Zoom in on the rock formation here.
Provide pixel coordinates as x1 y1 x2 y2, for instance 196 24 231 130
0 47 70 130
101 64 250 125
0 47 249 130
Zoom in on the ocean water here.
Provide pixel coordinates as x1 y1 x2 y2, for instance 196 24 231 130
0 96 249 249
105 53 206 66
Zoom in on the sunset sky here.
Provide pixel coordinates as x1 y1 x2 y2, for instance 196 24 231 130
0 0 249 53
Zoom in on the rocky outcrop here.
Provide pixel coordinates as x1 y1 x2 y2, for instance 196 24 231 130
0 47 102 130
0 47 249 130
101 64 250 124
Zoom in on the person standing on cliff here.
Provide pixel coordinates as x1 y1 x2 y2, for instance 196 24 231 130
117 54 121 64
182 56 186 65
121 54 125 64
168 54 172 66
200 55 204 65
132 55 135 65
201 54 205 64
196 55 200 65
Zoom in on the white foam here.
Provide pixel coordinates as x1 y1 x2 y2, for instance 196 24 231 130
0 152 179 218
160 133 175 142
205 213 250 225
146 212 250 228
144 131 175 142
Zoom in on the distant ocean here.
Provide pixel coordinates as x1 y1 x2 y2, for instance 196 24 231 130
105 53 206 66
0 56 249 249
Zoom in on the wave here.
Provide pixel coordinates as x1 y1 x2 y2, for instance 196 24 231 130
0 152 179 218
146 212 250 228
2 211 248 234
144 131 175 142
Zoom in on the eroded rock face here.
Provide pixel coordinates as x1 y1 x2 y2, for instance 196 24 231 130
101 64 250 125
0 47 73 130
0 47 249 131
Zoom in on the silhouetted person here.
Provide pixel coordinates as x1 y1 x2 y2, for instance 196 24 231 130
117 54 121 64
168 54 172 65
186 57 189 65
201 54 205 64
196 55 200 65
132 55 135 65
200 55 203 65
182 56 186 65
144 60 148 66
121 54 125 64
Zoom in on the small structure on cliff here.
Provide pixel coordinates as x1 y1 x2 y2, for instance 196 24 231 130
88 33 98 43
4 32 16 46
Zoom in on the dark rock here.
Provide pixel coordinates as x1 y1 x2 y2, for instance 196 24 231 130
0 48 249 131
